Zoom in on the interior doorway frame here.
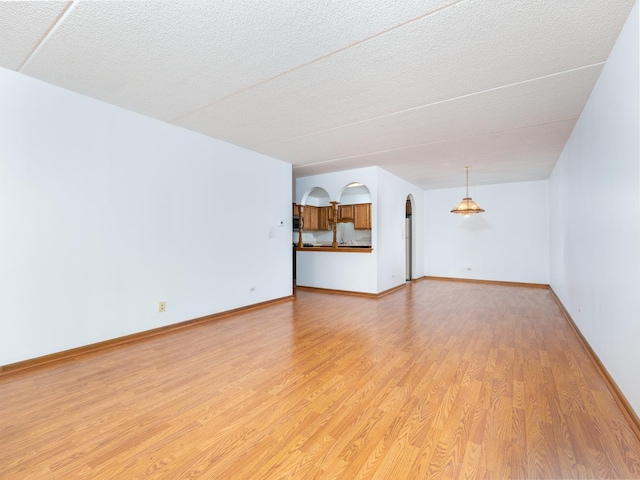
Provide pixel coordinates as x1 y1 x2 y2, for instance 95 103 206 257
405 195 414 281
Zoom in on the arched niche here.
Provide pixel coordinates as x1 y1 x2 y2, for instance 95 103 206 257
301 186 331 207
335 182 372 247
338 182 371 205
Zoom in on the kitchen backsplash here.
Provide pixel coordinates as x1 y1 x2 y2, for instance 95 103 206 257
293 223 372 246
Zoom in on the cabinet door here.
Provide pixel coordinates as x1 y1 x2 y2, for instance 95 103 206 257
292 203 300 217
338 204 354 222
354 203 372 229
318 206 332 230
303 205 319 230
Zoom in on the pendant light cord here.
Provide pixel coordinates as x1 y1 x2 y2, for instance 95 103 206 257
465 166 469 198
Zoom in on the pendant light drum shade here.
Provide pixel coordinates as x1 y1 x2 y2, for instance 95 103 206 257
451 167 484 216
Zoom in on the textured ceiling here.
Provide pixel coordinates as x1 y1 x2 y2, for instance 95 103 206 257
0 1 635 189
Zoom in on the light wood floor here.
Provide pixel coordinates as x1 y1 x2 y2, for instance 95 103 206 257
1 280 640 479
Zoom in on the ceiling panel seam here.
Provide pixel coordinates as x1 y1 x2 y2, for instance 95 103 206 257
18 1 77 73
259 62 605 150
168 0 468 124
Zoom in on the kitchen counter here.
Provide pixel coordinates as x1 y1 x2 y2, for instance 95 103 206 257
296 245 372 253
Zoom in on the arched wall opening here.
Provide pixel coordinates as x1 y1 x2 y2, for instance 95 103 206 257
406 194 415 281
336 182 372 247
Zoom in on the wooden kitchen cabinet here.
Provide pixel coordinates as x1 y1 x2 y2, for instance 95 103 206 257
354 203 372 229
318 206 333 231
300 205 333 231
303 205 318 231
338 204 354 222
337 203 371 229
297 203 368 231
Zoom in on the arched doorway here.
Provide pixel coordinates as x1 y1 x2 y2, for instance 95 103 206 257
405 195 414 281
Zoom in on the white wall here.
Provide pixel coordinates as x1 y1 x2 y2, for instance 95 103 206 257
377 167 425 292
549 3 639 415
424 180 549 284
0 68 292 366
295 166 424 294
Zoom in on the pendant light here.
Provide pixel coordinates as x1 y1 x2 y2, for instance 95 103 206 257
451 166 484 216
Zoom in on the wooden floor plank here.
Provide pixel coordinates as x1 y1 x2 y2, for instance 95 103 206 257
1 280 640 478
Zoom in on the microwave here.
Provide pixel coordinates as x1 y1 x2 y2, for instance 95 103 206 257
293 216 303 231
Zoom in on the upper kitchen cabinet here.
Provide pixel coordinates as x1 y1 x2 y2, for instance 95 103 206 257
338 204 354 222
353 203 372 230
318 205 333 230
337 203 371 228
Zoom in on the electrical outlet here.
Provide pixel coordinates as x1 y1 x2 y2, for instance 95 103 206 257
269 227 274 239
250 287 255 293
466 267 472 271
158 301 166 312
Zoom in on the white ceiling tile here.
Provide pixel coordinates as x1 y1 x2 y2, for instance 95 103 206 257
261 65 601 166
0 1 69 70
175 0 630 149
21 0 454 121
